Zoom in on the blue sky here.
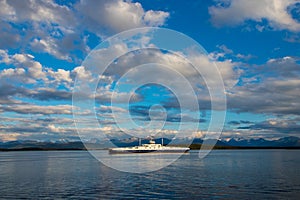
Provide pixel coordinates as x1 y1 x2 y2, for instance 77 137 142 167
0 0 300 142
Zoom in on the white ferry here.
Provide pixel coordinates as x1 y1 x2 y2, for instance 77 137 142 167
109 139 190 154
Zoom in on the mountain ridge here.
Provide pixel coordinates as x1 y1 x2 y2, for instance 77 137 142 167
0 136 299 150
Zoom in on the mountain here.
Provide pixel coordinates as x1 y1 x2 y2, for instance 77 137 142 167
0 136 299 150
226 138 273 147
273 136 300 147
0 140 86 150
224 136 300 148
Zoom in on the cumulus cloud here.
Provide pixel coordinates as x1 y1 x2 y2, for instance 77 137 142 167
0 0 172 142
228 56 300 115
102 45 240 95
228 79 300 115
30 37 71 61
0 50 77 88
1 0 299 141
77 0 169 35
1 0 75 26
0 0 169 61
0 51 142 104
0 0 81 60
209 0 300 32
0 51 48 84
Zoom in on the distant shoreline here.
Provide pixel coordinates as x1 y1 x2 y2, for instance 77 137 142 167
1 137 299 151
1 146 300 151
0 148 87 151
189 144 300 150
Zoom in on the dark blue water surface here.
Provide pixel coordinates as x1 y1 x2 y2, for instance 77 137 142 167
0 150 299 199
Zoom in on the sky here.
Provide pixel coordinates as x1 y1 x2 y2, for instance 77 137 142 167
0 0 300 142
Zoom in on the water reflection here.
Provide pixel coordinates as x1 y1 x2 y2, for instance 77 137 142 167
92 150 189 173
0 150 299 199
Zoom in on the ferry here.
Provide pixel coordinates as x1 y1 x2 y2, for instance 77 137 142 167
109 139 190 154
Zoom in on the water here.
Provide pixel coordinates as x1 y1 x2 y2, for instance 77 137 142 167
0 150 299 199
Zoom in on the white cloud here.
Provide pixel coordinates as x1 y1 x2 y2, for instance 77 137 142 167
0 133 21 142
1 68 25 76
1 104 73 115
0 51 47 83
77 0 169 35
1 0 75 28
0 0 79 60
0 50 77 88
47 68 72 88
30 38 71 61
55 69 72 82
0 0 169 61
215 59 241 89
72 66 93 81
187 52 240 90
209 0 300 32
0 49 12 64
228 56 300 115
143 10 170 26
102 44 240 90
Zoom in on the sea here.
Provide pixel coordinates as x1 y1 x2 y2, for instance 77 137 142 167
0 150 299 199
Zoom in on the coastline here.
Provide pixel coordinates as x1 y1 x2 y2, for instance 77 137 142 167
1 145 300 151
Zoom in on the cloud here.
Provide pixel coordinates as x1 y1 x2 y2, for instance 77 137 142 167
76 0 169 35
128 105 206 123
31 88 72 101
228 78 300 115
1 104 73 115
284 33 300 43
102 46 240 98
0 0 81 60
0 51 144 104
2 46 298 129
0 50 75 88
238 118 300 134
0 133 21 142
0 83 72 104
0 0 169 61
209 0 300 32
263 56 300 78
0 115 77 141
1 0 75 25
0 116 74 125
0 84 30 100
213 45 253 61
30 37 71 61
47 68 72 88
0 51 47 84
228 120 253 126
227 56 300 115
0 21 21 48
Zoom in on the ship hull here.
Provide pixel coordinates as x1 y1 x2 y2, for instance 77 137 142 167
109 148 190 154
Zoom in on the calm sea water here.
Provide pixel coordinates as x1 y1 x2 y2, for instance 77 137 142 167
0 150 299 199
